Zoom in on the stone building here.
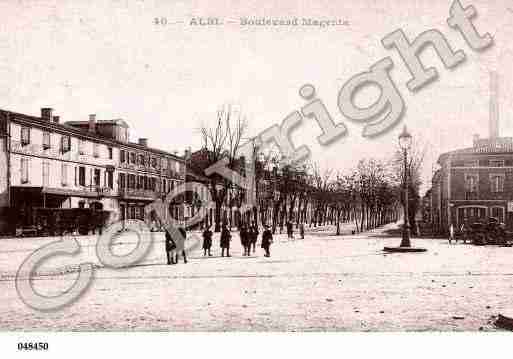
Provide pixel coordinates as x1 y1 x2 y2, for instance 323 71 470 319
0 108 185 235
431 135 513 233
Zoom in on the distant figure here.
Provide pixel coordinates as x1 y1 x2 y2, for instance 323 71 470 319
174 227 188 263
202 226 213 256
250 223 259 253
459 222 467 244
240 225 250 256
299 223 305 239
286 221 294 239
261 225 273 257
449 223 455 244
220 224 231 257
165 228 177 265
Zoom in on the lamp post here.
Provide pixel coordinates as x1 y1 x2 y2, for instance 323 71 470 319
399 125 412 247
384 126 426 253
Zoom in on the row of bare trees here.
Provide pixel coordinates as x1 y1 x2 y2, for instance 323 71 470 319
196 105 424 235
255 158 402 235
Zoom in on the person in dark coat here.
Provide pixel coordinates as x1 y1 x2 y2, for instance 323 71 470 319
202 226 213 256
174 227 188 264
299 223 305 239
261 225 273 257
220 224 231 257
250 223 259 253
240 225 250 256
286 221 294 239
165 228 177 265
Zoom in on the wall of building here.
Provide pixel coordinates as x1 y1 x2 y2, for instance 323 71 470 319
9 122 117 190
0 136 9 233
432 151 513 233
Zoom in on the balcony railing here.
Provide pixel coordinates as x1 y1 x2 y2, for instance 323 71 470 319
119 188 158 200
42 185 115 198
117 162 184 178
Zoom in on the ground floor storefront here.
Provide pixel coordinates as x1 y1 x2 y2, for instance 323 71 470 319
5 186 118 236
451 200 513 229
431 200 513 235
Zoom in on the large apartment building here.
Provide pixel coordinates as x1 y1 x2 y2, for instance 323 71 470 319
0 108 185 235
431 135 513 233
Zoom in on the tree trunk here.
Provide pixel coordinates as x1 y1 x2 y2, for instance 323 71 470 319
214 202 222 232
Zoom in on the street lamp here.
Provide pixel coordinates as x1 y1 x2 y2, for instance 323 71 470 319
399 125 412 247
384 125 427 253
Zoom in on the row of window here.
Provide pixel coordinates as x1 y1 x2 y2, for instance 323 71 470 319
119 149 181 173
19 157 183 194
21 126 113 159
21 157 114 189
118 173 178 193
454 159 507 167
464 173 505 193
119 204 181 221
19 127 183 173
457 206 505 223
119 204 146 221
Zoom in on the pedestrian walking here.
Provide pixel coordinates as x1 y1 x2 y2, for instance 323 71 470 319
202 226 213 256
220 224 231 257
449 223 455 244
240 225 250 256
299 223 305 239
250 223 259 253
261 225 273 257
286 221 294 239
165 228 177 265
174 227 188 264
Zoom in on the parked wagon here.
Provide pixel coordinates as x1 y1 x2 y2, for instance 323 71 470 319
468 218 511 246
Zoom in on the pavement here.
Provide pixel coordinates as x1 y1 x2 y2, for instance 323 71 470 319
0 222 512 331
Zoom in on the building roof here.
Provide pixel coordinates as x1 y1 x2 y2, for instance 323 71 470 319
0 109 184 161
437 138 513 164
65 119 130 128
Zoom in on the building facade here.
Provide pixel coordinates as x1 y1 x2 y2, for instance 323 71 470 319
431 134 513 234
0 108 185 235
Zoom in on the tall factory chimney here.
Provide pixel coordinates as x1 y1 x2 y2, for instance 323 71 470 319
489 71 499 139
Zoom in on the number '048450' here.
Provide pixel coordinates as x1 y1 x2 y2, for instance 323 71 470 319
17 342 49 351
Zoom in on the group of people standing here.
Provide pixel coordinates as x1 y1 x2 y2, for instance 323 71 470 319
202 223 274 258
165 227 188 265
239 224 259 256
165 221 306 265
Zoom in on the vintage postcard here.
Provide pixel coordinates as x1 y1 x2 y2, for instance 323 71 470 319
0 0 512 356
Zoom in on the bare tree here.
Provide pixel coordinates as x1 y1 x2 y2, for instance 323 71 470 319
391 135 427 235
311 163 333 227
198 105 248 232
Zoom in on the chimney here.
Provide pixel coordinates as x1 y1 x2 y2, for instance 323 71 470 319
138 138 148 147
489 71 499 139
88 114 96 133
473 134 480 147
41 108 53 121
52 115 60 124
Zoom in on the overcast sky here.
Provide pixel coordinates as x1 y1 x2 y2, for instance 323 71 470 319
1 0 513 193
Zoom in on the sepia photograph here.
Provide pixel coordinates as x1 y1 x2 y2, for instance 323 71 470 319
0 0 512 356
